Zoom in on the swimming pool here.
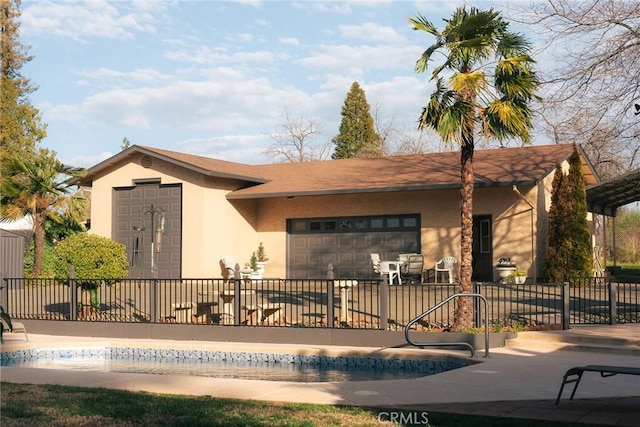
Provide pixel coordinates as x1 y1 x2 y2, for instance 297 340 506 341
1 347 469 382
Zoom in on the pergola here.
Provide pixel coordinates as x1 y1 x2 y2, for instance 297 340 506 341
586 168 640 270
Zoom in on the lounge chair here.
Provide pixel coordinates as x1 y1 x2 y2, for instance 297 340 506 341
0 316 28 343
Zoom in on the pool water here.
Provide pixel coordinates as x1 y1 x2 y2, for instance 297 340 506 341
1 347 468 382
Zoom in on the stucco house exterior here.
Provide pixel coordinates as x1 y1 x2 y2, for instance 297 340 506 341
76 143 598 282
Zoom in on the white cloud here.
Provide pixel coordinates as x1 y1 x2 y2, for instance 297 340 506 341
298 43 421 74
279 37 299 46
21 0 165 41
338 22 405 43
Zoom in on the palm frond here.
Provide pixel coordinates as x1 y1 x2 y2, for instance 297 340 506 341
408 14 440 36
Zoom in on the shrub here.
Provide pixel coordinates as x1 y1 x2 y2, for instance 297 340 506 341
54 233 129 284
24 239 56 278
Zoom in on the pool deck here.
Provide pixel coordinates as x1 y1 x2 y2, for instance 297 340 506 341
1 324 639 425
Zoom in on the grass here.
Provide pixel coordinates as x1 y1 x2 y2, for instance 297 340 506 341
0 382 583 427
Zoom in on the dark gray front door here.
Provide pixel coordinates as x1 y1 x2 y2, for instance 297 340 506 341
114 183 182 279
472 215 493 281
288 215 420 279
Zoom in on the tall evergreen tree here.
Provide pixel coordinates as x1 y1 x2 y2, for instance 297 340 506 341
544 164 570 282
410 7 539 330
0 0 47 161
564 149 593 279
543 149 593 283
331 82 381 159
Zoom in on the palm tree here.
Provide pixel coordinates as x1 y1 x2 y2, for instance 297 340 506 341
1 148 86 276
409 7 539 330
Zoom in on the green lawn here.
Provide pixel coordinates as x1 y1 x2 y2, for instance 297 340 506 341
0 382 582 427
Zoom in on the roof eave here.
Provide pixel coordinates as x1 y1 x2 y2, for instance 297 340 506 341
226 179 539 200
73 145 267 187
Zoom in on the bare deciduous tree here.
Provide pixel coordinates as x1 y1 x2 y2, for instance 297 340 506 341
510 0 640 177
263 110 329 162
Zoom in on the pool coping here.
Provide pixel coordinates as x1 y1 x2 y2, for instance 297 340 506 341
2 332 639 421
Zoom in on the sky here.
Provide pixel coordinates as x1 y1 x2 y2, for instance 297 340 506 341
19 0 527 168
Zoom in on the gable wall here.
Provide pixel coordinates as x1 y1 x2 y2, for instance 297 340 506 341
90 153 259 278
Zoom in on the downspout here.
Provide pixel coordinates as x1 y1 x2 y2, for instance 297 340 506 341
513 185 537 283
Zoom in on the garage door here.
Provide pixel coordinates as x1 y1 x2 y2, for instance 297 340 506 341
114 182 182 279
288 214 420 279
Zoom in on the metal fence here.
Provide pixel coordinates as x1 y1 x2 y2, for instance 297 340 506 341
2 275 638 330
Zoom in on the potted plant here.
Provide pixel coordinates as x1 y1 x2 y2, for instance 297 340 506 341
511 268 527 284
255 242 268 276
496 257 516 282
248 252 261 279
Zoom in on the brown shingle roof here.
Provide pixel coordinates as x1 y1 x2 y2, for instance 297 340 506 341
77 145 267 186
229 143 597 199
77 143 598 199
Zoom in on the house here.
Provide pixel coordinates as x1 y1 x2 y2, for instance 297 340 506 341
75 143 599 282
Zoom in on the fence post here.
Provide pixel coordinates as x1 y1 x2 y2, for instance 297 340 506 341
473 282 482 328
562 282 570 330
379 272 388 331
608 277 617 325
150 278 158 323
69 265 77 321
234 264 241 326
326 263 335 328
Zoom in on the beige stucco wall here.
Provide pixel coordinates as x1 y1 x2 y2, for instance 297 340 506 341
252 185 541 281
89 153 595 281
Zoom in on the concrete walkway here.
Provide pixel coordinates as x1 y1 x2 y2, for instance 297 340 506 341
1 324 639 425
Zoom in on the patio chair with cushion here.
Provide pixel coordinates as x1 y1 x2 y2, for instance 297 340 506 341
435 256 457 284
220 256 238 283
401 254 424 284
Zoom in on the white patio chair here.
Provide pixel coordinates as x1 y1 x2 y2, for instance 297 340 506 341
370 253 381 274
379 261 400 285
435 256 457 284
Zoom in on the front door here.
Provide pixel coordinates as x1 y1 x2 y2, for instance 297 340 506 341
472 215 493 281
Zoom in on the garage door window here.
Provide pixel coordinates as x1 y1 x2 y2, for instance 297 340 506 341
290 214 419 234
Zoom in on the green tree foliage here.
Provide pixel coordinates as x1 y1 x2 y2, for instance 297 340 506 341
544 149 593 283
409 7 539 329
54 233 129 283
613 210 640 264
54 233 128 314
0 0 47 161
1 148 87 277
544 165 570 282
24 239 56 278
332 82 381 159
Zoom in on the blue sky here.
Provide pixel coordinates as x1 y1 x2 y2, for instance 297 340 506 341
19 0 520 168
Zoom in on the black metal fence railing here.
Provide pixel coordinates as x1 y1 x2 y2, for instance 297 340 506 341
1 276 638 330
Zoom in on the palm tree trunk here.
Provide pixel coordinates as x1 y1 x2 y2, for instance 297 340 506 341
454 137 475 331
32 211 46 277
